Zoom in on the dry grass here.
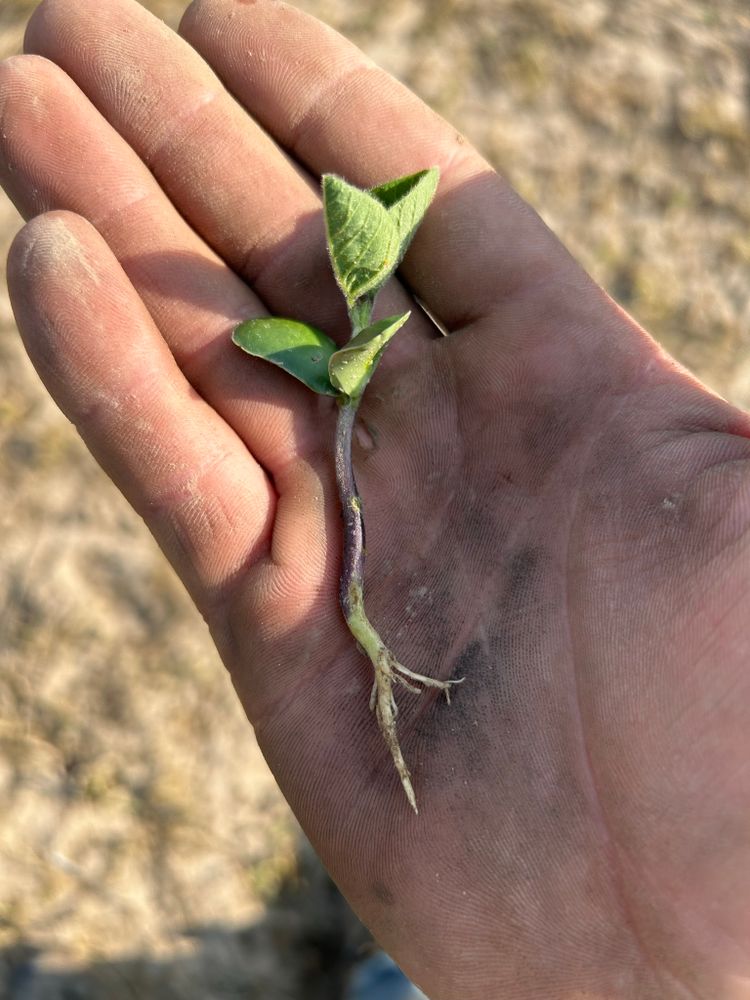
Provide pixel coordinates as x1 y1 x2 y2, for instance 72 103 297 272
1 0 749 996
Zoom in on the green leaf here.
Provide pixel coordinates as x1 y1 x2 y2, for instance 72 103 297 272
328 311 411 398
369 167 439 259
322 175 402 307
232 317 339 396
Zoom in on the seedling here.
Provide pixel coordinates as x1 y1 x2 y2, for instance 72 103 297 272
232 168 461 811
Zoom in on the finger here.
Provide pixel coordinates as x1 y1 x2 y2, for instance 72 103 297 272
179 0 577 330
7 210 273 627
0 52 331 476
23 0 433 353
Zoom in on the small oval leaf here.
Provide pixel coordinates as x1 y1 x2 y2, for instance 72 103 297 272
322 175 401 307
329 311 411 398
232 317 339 396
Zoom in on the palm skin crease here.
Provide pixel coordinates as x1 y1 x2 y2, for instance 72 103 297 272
1 1 750 998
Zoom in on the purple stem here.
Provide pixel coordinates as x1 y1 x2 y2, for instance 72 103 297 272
335 397 365 619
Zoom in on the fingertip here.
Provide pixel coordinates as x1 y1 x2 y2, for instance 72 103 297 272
177 0 207 38
179 0 282 39
7 212 106 386
22 0 63 56
8 210 99 293
0 52 67 127
0 51 36 84
9 211 66 299
0 55 98 221
21 0 45 53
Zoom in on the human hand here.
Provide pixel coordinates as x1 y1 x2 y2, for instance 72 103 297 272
1 1 749 997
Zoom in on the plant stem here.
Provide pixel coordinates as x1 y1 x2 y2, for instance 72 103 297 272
334 301 462 813
335 397 365 617
334 394 419 812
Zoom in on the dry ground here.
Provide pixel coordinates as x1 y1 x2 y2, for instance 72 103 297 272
1 1 749 997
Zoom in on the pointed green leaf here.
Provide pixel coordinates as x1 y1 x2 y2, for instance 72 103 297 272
322 175 401 307
328 311 411 398
370 167 439 261
232 317 339 396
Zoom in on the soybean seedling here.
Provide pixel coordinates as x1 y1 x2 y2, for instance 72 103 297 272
232 168 462 812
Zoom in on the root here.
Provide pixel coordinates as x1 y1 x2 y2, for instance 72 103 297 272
367 645 464 813
335 385 465 811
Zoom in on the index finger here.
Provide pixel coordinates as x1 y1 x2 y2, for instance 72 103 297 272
179 0 573 330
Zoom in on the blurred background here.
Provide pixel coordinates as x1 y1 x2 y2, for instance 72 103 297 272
1 0 749 997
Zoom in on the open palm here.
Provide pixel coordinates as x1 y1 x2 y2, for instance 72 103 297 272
2 1 749 997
